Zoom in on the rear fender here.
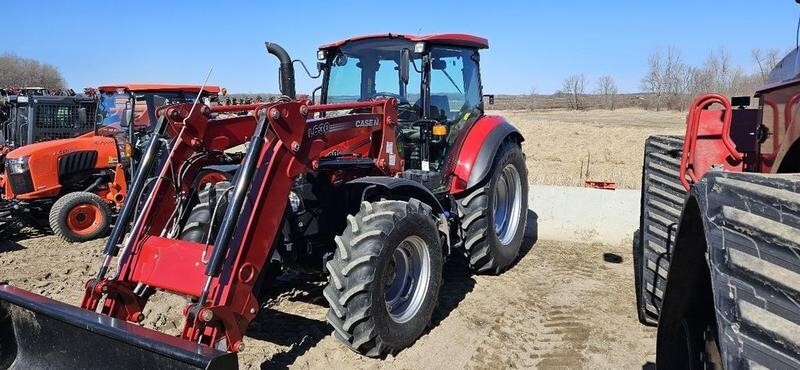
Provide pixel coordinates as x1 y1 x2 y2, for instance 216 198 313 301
447 115 523 194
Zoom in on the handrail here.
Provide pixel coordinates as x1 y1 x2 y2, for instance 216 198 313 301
679 94 741 190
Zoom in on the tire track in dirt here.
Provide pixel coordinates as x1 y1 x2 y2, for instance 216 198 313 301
1 234 657 369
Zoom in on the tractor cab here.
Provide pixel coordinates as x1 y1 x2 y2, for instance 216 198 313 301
317 34 488 174
96 84 221 163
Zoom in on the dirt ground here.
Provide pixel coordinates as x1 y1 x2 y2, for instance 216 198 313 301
493 108 685 189
0 108 679 368
0 217 656 369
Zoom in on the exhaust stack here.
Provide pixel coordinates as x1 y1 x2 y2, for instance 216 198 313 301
265 42 296 99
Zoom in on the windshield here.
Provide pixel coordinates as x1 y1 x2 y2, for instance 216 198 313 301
325 39 422 113
97 91 208 136
97 91 131 136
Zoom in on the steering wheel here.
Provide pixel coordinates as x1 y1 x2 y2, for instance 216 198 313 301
369 92 409 103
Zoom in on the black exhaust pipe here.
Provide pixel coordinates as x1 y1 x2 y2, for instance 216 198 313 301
265 42 296 99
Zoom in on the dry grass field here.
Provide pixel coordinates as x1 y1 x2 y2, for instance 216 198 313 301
495 108 686 189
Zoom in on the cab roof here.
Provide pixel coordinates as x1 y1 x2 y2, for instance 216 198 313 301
98 84 221 94
319 33 489 50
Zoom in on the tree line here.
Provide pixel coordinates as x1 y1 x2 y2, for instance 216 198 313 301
0 53 65 90
558 47 783 111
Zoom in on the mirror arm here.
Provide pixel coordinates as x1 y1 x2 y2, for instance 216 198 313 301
293 59 322 79
311 86 322 105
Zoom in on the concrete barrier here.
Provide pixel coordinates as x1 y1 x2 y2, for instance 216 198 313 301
528 185 640 245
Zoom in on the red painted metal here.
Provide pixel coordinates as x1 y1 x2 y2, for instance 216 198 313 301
319 33 488 50
79 97 403 353
679 94 744 190
98 84 221 94
584 180 617 190
448 115 506 193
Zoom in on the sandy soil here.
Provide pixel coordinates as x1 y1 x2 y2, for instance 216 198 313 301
0 108 678 368
0 217 655 369
494 108 685 189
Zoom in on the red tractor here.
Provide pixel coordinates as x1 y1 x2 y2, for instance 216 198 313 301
0 34 528 368
0 84 221 242
634 48 800 366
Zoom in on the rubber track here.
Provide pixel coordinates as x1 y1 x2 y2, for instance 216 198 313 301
696 172 800 368
636 135 687 325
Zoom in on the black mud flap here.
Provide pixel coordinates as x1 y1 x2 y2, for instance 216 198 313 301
0 284 238 369
697 172 800 367
635 135 687 326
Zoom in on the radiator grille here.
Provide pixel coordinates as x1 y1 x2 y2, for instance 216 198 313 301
57 150 98 182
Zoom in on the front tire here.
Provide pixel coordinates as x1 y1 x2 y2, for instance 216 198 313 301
324 199 443 357
457 140 528 274
49 192 112 242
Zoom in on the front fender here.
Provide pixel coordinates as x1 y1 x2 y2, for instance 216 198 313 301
347 176 444 214
448 115 523 194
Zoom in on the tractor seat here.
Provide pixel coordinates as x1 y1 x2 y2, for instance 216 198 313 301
414 95 451 121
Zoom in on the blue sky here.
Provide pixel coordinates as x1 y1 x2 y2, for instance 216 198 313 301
3 1 798 94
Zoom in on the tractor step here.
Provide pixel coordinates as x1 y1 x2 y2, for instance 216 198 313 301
0 284 237 369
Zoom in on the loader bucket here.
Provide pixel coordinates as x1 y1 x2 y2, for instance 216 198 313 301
0 284 237 369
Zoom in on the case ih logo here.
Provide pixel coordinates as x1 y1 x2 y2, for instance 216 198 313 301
355 118 379 127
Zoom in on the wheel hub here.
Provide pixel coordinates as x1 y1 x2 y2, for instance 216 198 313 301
493 163 523 245
384 236 431 323
66 203 102 236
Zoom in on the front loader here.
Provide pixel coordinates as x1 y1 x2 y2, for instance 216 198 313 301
0 34 528 368
633 47 800 367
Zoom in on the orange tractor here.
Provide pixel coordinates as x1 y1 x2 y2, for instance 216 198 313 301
0 84 221 241
0 34 528 368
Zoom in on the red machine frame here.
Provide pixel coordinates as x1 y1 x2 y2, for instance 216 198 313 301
81 98 402 351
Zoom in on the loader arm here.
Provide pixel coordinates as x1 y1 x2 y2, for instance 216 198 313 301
78 98 401 356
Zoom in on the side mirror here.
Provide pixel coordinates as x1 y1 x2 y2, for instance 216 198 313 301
121 110 132 127
400 49 410 85
483 94 495 105
77 107 87 127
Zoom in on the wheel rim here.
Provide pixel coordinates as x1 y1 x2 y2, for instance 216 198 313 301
65 203 102 236
198 172 228 188
384 235 431 323
493 163 523 245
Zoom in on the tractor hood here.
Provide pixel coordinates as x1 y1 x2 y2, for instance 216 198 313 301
4 134 119 199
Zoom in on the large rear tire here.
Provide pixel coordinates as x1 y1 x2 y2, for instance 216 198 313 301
49 192 112 242
456 140 528 274
324 199 443 357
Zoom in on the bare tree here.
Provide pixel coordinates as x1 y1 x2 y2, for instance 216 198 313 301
561 74 586 110
752 48 781 83
641 49 664 110
0 53 65 90
642 47 692 110
595 75 618 110
642 46 789 111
